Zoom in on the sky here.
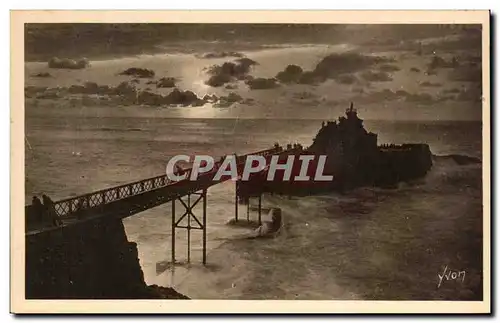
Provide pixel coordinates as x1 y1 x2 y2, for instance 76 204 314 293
24 24 484 121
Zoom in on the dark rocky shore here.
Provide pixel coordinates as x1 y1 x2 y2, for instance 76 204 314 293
26 216 189 299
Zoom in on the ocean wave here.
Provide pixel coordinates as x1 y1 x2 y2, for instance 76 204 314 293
432 154 481 165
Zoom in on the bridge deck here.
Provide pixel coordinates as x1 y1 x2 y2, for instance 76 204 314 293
26 146 298 235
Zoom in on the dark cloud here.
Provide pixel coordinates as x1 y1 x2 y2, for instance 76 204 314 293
377 64 400 72
198 51 244 59
443 88 461 94
404 92 435 104
297 71 323 85
48 57 90 69
356 88 442 105
335 74 358 85
32 72 52 78
156 77 176 88
118 67 155 78
246 77 279 90
360 71 393 82
224 84 238 90
454 86 482 102
276 65 304 83
448 66 482 83
313 52 391 79
427 55 459 70
205 58 258 87
292 91 317 100
354 86 482 104
420 81 442 88
352 87 365 94
274 53 390 87
213 93 255 108
206 73 233 87
422 33 481 52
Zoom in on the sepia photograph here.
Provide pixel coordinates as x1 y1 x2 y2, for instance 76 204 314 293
11 10 490 314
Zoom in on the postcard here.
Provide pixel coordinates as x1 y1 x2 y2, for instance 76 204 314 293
10 10 490 314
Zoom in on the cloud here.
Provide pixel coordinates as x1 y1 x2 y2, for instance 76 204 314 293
118 67 155 78
198 51 244 59
48 57 90 69
32 72 52 78
443 88 461 94
246 77 279 90
214 92 255 108
274 52 391 87
276 65 304 83
453 86 482 102
292 91 317 100
427 55 459 70
156 77 177 88
205 58 258 87
448 66 481 83
313 52 391 79
420 81 442 88
335 74 358 85
355 88 440 105
360 71 393 82
377 64 401 72
410 67 421 72
225 84 238 90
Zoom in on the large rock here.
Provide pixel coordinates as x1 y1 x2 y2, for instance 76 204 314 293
25 216 189 299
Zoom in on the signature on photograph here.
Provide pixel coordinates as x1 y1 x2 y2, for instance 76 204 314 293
438 265 466 288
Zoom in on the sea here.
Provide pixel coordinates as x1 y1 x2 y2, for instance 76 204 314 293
24 115 483 300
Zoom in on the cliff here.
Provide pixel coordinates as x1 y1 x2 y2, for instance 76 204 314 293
26 216 189 299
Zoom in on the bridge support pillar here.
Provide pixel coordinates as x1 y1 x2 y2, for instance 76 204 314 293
234 181 239 222
258 194 262 226
240 194 263 225
171 189 208 265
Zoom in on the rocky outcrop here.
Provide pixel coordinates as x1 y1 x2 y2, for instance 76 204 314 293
25 216 189 299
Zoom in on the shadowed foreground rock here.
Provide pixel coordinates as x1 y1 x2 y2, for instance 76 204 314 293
26 217 189 299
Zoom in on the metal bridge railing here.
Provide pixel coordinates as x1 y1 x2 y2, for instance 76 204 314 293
49 146 286 218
